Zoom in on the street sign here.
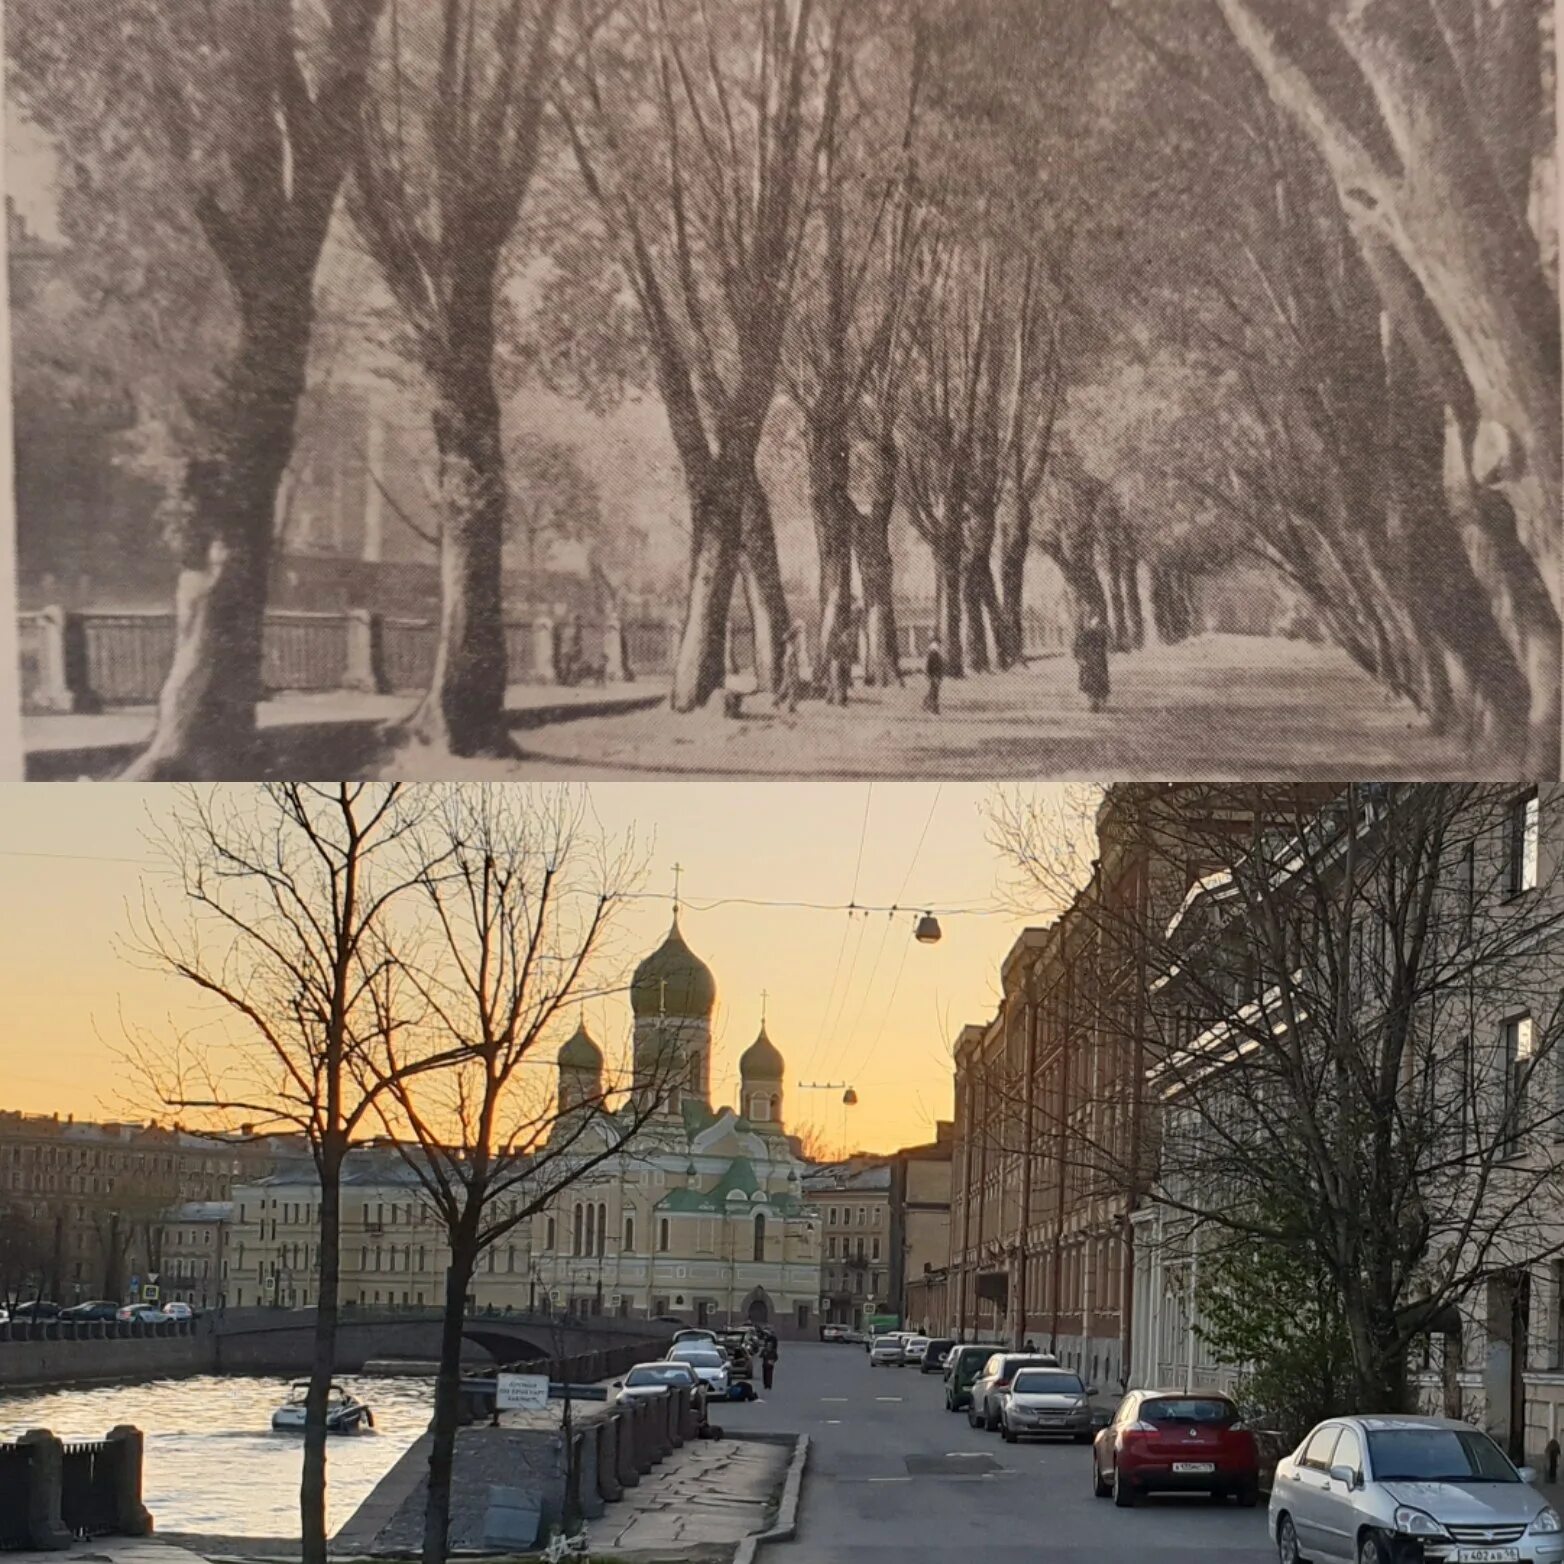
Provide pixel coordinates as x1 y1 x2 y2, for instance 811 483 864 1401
147 1273 159 1285
495 1373 550 1413
130 1275 140 1291
141 1285 160 1302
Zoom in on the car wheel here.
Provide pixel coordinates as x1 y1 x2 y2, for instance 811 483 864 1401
1357 1535 1390 1564
1074 1431 1093 1445
966 1405 980 1429
1236 1479 1260 1509
1112 1465 1137 1508
1092 1459 1111 1499
1275 1514 1308 1564
1002 1422 1017 1443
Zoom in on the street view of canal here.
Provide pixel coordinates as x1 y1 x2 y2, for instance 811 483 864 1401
0 1374 432 1536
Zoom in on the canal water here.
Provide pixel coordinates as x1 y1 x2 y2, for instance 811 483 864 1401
0 1373 432 1538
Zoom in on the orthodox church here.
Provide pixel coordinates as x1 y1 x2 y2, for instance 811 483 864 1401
528 916 821 1331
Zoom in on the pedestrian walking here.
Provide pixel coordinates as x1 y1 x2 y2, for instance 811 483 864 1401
775 624 803 714
923 635 945 714
1072 602 1110 713
761 1334 777 1390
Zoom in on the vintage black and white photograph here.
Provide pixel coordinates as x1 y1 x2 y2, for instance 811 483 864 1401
6 0 1560 780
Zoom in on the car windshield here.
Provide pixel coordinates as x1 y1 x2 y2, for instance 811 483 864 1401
1141 1398 1237 1425
1012 1371 1086 1396
928 1340 954 1353
626 1367 688 1387
1367 1428 1518 1483
674 1351 723 1367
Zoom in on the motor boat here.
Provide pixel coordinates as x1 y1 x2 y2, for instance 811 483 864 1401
271 1381 374 1433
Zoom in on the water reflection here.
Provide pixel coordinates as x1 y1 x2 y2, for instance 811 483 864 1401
0 1373 431 1537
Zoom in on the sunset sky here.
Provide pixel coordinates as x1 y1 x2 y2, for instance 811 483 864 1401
0 783 1083 1153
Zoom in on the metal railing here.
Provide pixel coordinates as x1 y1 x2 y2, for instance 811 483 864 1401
59 1442 118 1538
0 1445 31 1551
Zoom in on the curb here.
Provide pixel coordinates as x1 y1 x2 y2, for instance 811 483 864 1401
731 1433 809 1564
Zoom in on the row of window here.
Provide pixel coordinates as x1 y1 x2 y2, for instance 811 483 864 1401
824 1204 882 1227
826 1235 880 1260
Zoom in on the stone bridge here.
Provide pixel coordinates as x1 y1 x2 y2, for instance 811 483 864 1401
213 1307 675 1374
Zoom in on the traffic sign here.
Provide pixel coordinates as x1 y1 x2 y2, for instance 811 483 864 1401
496 1373 550 1412
141 1285 160 1302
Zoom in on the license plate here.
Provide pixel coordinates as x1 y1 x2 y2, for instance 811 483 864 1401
1456 1551 1520 1563
1172 1462 1215 1474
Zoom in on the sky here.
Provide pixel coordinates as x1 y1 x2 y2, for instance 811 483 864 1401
0 783 1084 1155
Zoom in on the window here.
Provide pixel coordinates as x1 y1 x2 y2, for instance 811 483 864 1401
659 1219 670 1253
598 1202 608 1257
829 1207 838 1226
584 1202 595 1256
1332 1426 1363 1480
1459 842 1476 947
872 1205 882 1226
1301 1425 1341 1471
857 1206 866 1226
624 1214 635 1252
827 1236 836 1258
753 1212 767 1262
1503 1014 1536 1156
573 1204 584 1256
545 1216 555 1251
871 1237 881 1261
1508 789 1540 895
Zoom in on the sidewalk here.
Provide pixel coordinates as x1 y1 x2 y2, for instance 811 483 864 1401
23 683 668 780
580 1435 791 1560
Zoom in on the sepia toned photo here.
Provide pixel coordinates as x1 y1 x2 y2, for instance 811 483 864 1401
5 0 1561 780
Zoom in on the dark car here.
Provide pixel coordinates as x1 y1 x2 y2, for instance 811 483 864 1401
1092 1390 1259 1508
943 1343 1007 1411
716 1332 755 1380
60 1300 120 1322
10 1300 62 1319
920 1337 956 1374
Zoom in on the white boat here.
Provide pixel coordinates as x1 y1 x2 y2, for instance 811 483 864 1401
270 1381 374 1433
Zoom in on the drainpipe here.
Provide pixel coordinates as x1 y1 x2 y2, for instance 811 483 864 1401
1122 855 1148 1389
1185 1224 1198 1393
1016 976 1038 1349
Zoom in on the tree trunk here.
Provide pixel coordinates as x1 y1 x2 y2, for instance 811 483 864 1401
671 480 744 711
1123 555 1146 650
961 552 993 674
742 473 790 694
997 492 1032 667
422 1245 479 1564
854 436 903 686
807 418 853 689
122 286 312 780
407 371 510 756
940 538 965 680
302 1143 344 1564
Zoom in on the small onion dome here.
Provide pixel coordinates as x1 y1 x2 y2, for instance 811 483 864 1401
739 1023 784 1080
630 918 717 1019
558 1018 602 1071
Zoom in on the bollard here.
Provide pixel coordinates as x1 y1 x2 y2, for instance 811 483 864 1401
613 1410 640 1490
596 1418 623 1505
574 1428 605 1520
665 1387 683 1449
678 1385 700 1440
632 1400 655 1475
104 1426 154 1536
18 1430 72 1551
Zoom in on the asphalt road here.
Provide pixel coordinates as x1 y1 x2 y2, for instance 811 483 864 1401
741 1341 1276 1564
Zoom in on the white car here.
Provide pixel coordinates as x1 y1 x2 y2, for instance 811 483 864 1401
665 1342 730 1398
161 1301 195 1321
671 1327 718 1346
869 1334 906 1367
900 1336 931 1366
116 1304 170 1324
611 1361 707 1412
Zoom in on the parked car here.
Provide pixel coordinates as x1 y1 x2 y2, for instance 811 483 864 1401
115 1304 170 1324
841 1329 867 1344
1092 1390 1258 1509
10 1300 62 1320
610 1360 708 1415
968 1353 1063 1431
60 1300 120 1322
943 1343 1007 1411
920 1338 956 1374
1000 1368 1097 1444
161 1301 196 1321
869 1334 907 1368
672 1327 719 1345
716 1331 754 1378
1269 1414 1562 1564
821 1324 846 1342
900 1335 931 1366
665 1341 731 1399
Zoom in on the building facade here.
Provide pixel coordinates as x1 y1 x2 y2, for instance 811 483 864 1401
804 1163 892 1329
156 1201 233 1310
0 1112 295 1304
890 1124 954 1327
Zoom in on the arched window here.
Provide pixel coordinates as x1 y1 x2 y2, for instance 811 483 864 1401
658 1218 670 1253
545 1216 555 1251
686 1053 701 1095
624 1214 635 1251
597 1202 608 1256
750 1094 769 1123
573 1204 584 1256
753 1212 766 1262
584 1202 595 1256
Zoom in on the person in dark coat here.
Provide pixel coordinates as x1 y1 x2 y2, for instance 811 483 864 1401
1072 603 1110 713
923 636 945 714
761 1333 778 1390
775 624 803 714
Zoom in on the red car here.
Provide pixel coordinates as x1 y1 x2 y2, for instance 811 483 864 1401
1092 1390 1259 1508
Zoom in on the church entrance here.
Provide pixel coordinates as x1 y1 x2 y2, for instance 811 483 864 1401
747 1297 770 1325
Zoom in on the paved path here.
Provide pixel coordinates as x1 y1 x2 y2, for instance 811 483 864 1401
746 1342 1272 1564
417 635 1489 781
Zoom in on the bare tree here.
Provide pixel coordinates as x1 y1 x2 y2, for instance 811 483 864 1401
986 784 1564 1416
122 784 456 1564
563 0 840 708
349 0 565 757
360 785 681 1564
